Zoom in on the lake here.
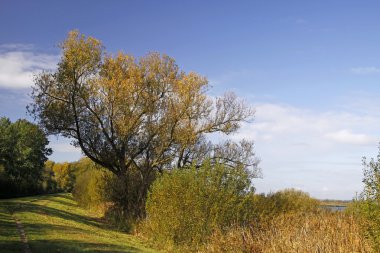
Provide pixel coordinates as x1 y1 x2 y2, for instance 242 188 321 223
320 205 347 211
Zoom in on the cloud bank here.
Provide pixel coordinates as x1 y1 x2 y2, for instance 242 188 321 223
0 44 59 89
233 102 380 199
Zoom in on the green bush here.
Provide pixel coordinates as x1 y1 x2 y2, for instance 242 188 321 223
143 161 255 250
247 189 319 226
72 166 108 210
347 198 380 252
348 150 380 251
268 189 319 213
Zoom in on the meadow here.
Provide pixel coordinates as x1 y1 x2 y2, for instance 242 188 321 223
0 193 158 253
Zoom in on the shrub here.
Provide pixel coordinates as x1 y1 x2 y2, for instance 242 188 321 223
142 161 255 250
72 166 109 210
348 149 380 251
266 188 319 214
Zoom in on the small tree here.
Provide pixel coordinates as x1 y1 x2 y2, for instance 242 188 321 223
354 147 380 250
29 30 259 219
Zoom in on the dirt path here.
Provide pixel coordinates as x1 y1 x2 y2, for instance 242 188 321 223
13 215 31 253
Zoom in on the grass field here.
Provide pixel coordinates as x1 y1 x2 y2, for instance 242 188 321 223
0 193 159 253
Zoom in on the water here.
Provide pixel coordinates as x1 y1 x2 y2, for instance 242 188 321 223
320 205 347 211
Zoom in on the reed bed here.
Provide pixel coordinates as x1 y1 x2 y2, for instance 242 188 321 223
201 211 372 253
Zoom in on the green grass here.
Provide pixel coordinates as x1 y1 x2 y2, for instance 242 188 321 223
0 193 159 253
0 200 23 252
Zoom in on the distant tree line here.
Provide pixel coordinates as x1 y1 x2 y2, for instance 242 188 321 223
0 116 89 198
0 117 52 197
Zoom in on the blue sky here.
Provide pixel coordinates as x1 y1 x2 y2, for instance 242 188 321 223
1 0 380 199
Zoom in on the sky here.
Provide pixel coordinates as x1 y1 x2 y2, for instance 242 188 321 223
1 0 380 199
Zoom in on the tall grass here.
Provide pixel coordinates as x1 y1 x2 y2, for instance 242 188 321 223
202 210 371 253
140 177 372 252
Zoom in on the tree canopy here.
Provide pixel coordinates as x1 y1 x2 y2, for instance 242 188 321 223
0 117 52 197
29 30 259 217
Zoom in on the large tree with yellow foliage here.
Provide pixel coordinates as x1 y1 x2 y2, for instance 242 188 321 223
29 30 259 218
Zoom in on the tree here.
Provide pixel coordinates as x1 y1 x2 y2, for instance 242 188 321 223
29 30 259 218
0 117 16 174
352 147 380 250
0 117 52 197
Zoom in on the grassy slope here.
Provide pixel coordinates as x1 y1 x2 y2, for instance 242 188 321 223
0 193 159 253
0 200 23 252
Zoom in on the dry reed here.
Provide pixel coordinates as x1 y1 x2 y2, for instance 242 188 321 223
201 211 372 253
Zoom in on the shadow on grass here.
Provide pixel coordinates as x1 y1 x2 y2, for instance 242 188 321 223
8 200 103 229
45 196 79 208
56 193 75 201
0 240 23 253
0 210 23 252
25 222 92 236
30 239 145 253
0 194 153 253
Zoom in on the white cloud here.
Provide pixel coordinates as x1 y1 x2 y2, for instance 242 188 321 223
0 43 35 51
46 136 83 163
234 103 379 146
350 67 380 75
49 142 81 153
325 129 376 145
0 45 59 89
232 102 380 199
